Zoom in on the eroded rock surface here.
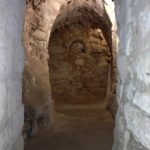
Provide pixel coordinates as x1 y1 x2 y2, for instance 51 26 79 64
113 0 150 149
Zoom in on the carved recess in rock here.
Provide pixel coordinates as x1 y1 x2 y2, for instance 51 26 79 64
49 25 111 104
23 0 67 133
48 0 113 105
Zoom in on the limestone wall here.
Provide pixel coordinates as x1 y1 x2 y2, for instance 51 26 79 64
113 0 150 149
0 0 25 149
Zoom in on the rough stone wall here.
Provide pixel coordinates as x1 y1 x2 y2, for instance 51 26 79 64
0 0 25 150
23 0 65 128
51 0 112 50
113 0 150 149
49 26 111 104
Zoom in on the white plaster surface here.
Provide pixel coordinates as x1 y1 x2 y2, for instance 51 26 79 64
113 0 150 149
0 0 25 149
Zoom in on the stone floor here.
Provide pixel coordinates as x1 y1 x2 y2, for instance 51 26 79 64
25 103 114 150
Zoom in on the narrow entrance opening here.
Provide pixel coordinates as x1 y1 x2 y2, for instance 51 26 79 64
24 0 118 149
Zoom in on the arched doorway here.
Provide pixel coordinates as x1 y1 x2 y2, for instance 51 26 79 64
25 0 117 149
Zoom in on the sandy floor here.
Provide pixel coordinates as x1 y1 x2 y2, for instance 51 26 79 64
25 103 114 150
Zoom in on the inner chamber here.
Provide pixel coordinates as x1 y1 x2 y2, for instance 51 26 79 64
49 25 111 105
24 0 116 149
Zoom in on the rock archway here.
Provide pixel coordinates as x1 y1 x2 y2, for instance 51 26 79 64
49 26 111 104
48 0 117 116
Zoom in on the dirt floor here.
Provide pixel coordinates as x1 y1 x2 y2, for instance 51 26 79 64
25 103 115 150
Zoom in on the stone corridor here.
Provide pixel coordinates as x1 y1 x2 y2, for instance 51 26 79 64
23 1 116 150
1 0 150 150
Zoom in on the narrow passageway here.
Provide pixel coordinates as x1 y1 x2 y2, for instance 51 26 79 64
25 102 114 150
1 0 150 149
24 0 116 149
